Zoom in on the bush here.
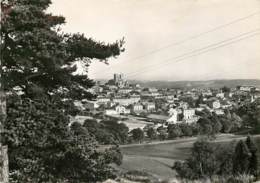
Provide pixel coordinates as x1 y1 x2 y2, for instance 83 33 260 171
173 137 258 181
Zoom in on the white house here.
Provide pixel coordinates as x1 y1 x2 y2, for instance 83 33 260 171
115 105 130 114
96 96 110 104
216 92 225 98
206 99 221 109
212 100 221 109
183 109 195 120
214 109 225 115
105 109 117 115
179 102 189 110
118 88 132 94
113 96 140 106
167 108 179 124
144 102 156 111
131 103 144 112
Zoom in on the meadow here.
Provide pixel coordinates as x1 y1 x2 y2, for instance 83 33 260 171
119 134 260 179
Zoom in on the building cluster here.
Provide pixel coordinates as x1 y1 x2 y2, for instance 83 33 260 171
75 73 260 130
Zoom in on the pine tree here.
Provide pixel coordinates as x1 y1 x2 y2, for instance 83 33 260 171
1 0 124 98
1 0 124 182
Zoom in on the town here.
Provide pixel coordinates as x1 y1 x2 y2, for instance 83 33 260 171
72 73 260 139
1 0 260 182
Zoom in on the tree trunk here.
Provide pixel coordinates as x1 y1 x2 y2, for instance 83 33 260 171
0 91 9 182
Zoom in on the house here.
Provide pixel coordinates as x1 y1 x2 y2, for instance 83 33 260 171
212 100 221 109
238 86 255 92
92 85 103 93
113 96 140 106
105 109 118 115
83 100 99 110
216 92 225 98
167 114 179 124
220 100 232 109
167 108 179 124
206 99 221 109
182 109 198 123
74 100 85 110
202 90 213 97
117 87 132 94
148 88 158 92
214 109 225 115
96 96 111 104
131 103 144 113
179 101 189 110
115 105 130 114
183 109 195 120
144 102 156 111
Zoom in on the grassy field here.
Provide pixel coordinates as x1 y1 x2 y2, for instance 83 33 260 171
119 134 260 180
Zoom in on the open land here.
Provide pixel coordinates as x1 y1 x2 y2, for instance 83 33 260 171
119 134 260 179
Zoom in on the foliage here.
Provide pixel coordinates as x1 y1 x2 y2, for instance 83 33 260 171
146 127 157 140
4 95 123 183
131 128 144 143
236 99 260 134
246 136 258 178
168 124 183 139
83 119 129 145
196 110 243 136
233 140 251 175
157 126 167 140
1 0 124 98
173 137 258 180
100 120 129 144
1 0 125 182
221 86 231 93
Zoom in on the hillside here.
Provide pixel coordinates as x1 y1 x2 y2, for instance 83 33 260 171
129 79 260 89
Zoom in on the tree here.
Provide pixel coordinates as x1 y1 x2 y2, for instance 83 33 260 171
83 119 99 134
197 117 213 137
4 95 123 182
157 126 167 140
221 86 230 93
1 0 124 97
220 116 233 133
1 0 124 182
195 94 204 107
233 140 251 175
215 143 235 176
131 128 144 143
100 120 129 144
236 100 260 133
180 124 193 137
173 138 258 180
173 139 220 179
168 125 182 139
210 114 222 134
147 127 157 140
246 136 258 178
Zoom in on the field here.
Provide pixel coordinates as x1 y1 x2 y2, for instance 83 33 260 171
119 134 260 180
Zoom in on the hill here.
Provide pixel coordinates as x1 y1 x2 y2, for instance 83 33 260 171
129 79 260 89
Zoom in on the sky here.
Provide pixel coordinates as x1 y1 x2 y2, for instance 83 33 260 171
48 0 260 81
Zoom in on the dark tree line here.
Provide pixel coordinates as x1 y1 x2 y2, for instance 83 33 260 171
236 99 260 134
83 119 129 145
173 136 258 180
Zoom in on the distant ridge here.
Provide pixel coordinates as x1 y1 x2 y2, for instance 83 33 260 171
127 79 260 89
